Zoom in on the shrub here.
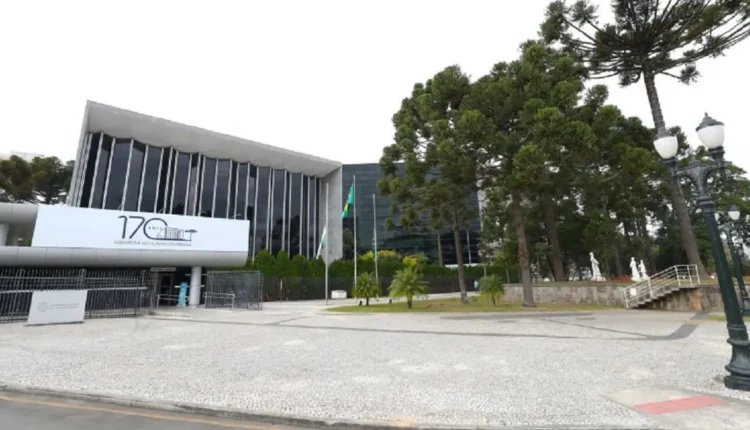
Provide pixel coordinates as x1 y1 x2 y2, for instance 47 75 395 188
479 275 505 306
352 272 380 306
388 266 429 309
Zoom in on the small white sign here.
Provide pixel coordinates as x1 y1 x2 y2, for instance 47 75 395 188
27 290 88 326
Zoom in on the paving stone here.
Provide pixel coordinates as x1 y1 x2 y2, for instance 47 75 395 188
0 303 748 428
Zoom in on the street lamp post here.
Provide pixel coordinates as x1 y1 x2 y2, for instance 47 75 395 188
653 114 750 391
717 206 750 316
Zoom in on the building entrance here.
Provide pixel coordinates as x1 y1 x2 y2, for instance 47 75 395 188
152 268 192 307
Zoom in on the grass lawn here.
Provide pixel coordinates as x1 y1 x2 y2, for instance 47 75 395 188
327 296 621 313
705 314 750 322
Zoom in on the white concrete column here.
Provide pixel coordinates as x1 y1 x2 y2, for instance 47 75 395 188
0 223 8 247
189 266 202 307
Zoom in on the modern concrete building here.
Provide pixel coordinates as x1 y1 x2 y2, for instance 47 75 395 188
341 163 482 264
1 101 486 306
0 101 344 305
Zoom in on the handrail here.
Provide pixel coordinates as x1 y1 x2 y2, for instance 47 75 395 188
622 264 699 308
203 292 235 309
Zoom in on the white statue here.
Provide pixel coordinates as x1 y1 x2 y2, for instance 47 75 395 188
639 259 649 280
630 257 642 282
590 252 604 281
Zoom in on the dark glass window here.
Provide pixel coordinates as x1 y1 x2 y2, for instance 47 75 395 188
90 134 113 209
155 148 173 213
123 141 145 211
309 177 317 258
103 138 131 210
236 164 248 220
340 163 482 265
302 175 309 258
314 178 320 257
80 133 101 207
185 154 201 216
228 161 239 219
170 152 190 215
200 157 216 217
288 172 302 255
140 145 162 212
247 166 257 254
270 169 286 255
254 167 270 255
214 160 231 219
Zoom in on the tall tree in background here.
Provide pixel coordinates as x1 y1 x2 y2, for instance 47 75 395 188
466 42 590 305
0 155 34 202
541 0 750 278
30 157 74 204
0 155 73 204
379 66 480 304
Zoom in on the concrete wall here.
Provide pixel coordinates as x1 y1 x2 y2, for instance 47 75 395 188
503 283 733 313
320 166 343 261
503 284 625 306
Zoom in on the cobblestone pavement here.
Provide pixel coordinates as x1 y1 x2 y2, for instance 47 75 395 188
0 300 749 429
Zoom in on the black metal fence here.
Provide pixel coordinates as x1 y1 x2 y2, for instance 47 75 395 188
205 270 264 310
0 268 152 324
262 275 482 301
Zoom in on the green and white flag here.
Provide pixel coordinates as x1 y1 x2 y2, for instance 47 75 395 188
316 225 328 259
342 183 354 218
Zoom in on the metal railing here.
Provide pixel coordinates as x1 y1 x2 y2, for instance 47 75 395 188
0 268 153 323
203 292 235 309
206 271 263 310
622 264 700 308
155 294 180 308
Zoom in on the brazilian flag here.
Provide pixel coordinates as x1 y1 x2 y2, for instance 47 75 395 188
342 183 354 218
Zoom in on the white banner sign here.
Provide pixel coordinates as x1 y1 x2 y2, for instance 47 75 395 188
32 206 250 253
28 290 88 326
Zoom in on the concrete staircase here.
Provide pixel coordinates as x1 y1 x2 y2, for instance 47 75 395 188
621 264 701 309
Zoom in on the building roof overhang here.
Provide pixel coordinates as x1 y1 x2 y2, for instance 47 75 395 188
84 101 341 177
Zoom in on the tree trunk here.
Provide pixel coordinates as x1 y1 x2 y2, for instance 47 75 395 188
623 220 633 248
512 192 535 307
452 216 469 304
643 71 709 279
407 298 412 309
612 244 623 277
366 297 369 306
541 192 565 281
638 214 657 273
437 232 444 266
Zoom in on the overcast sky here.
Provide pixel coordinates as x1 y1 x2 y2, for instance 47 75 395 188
2 0 749 172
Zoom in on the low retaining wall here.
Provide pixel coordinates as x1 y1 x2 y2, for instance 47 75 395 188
503 284 625 306
504 283 732 313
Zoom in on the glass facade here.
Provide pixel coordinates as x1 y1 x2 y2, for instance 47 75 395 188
123 141 145 211
139 146 162 212
254 167 271 254
76 132 323 260
341 163 481 265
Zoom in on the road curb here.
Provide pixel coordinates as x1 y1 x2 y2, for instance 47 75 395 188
0 383 655 430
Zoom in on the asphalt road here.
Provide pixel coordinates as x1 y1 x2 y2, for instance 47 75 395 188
0 393 309 430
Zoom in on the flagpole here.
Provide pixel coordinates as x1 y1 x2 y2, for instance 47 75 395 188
325 183 329 306
353 175 357 288
372 193 378 284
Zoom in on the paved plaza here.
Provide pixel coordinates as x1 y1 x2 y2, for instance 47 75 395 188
1 297 750 429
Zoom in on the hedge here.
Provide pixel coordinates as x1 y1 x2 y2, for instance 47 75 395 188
222 249 520 282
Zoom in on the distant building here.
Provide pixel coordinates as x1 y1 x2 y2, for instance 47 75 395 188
341 163 482 265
